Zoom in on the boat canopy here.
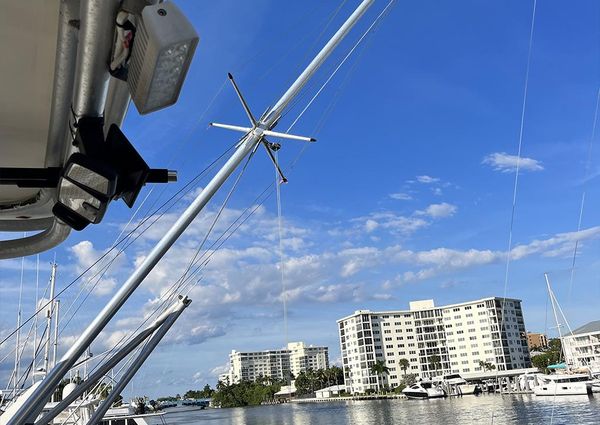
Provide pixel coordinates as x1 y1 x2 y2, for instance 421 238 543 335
547 363 567 369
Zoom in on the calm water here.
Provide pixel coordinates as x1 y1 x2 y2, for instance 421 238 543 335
164 394 600 424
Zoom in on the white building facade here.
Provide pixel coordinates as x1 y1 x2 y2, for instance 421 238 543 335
562 321 600 373
224 342 329 384
337 297 531 394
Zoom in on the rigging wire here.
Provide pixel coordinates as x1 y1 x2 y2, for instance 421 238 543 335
0 141 238 349
77 147 257 390
32 254 40 385
57 140 237 336
492 1 536 423
57 79 230 337
287 0 395 132
567 88 600 302
274 151 289 385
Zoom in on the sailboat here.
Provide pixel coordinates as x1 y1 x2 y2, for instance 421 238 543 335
0 0 377 424
531 274 597 397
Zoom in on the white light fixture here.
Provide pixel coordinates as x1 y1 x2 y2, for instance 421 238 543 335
127 1 199 114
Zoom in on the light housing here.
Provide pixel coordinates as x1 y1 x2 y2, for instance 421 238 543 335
127 1 199 114
52 154 117 230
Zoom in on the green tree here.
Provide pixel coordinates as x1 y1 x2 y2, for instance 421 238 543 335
532 338 562 373
294 371 312 395
211 379 282 408
369 360 390 393
403 373 417 386
428 355 442 377
399 358 410 377
478 360 496 372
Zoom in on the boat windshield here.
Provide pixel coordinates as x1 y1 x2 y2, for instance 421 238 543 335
444 374 462 380
421 382 432 388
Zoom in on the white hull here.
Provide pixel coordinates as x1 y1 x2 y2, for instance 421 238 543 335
534 382 592 396
446 383 480 396
402 382 446 399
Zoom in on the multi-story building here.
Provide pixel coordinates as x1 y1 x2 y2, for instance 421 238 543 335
526 332 548 349
224 342 329 384
337 297 531 394
562 321 600 372
288 341 329 377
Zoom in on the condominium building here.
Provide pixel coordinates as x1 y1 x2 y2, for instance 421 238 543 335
562 320 600 372
337 297 531 394
288 341 329 376
526 332 548 349
223 342 329 384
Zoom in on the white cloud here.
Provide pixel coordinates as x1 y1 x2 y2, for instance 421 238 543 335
69 241 124 296
482 152 543 173
417 203 458 219
389 192 412 201
416 175 440 184
364 219 379 233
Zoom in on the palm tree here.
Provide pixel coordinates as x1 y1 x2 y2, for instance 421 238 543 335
399 358 410 379
478 360 496 372
369 360 390 393
428 355 441 377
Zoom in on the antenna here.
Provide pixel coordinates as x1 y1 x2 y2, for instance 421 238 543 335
210 72 317 183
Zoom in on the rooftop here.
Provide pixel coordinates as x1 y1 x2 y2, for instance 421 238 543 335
337 296 523 322
571 320 600 336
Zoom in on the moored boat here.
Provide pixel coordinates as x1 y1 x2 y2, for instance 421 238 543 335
402 381 446 399
439 374 481 396
533 373 593 396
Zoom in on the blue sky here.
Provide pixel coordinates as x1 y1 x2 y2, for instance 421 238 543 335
1 0 600 398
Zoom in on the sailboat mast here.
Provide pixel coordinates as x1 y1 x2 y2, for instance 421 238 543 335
43 262 57 375
12 257 25 394
6 2 374 423
544 272 569 365
52 299 60 370
32 254 40 385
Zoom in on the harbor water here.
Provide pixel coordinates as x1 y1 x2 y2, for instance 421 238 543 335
164 394 600 424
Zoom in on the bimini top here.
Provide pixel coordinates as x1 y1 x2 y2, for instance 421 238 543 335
0 1 197 259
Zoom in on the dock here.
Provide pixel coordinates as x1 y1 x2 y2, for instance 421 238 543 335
291 394 407 403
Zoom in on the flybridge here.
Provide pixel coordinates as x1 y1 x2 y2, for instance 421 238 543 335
4 1 375 424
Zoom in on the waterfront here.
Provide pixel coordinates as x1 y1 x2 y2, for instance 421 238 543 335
165 395 599 424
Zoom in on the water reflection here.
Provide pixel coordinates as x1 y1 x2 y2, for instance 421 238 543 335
164 394 600 425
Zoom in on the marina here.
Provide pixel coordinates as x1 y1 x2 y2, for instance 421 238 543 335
1 0 600 424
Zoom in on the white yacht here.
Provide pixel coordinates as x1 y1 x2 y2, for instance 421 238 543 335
533 373 593 396
439 374 481 396
402 381 446 399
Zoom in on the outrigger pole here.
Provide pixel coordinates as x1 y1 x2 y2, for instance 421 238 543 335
6 1 374 423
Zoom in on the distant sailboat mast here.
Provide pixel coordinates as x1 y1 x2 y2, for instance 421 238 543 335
43 261 57 376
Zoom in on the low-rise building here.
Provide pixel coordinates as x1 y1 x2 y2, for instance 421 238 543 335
337 297 531 394
562 320 600 372
223 341 329 384
527 332 548 349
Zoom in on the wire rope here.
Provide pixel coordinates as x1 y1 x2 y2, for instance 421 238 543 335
567 88 600 301
492 1 536 423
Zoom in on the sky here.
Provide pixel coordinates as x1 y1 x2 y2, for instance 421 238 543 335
1 0 600 398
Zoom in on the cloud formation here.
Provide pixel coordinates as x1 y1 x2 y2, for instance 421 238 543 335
389 192 412 201
417 202 457 218
482 152 543 173
416 175 440 184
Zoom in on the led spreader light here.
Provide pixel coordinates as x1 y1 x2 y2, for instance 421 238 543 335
128 1 199 114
